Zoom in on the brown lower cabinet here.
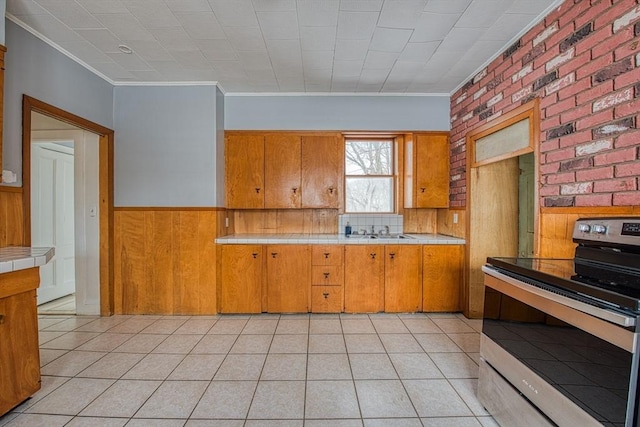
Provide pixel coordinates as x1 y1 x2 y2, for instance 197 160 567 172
384 245 423 312
0 268 41 416
344 245 385 313
218 245 263 313
266 245 310 313
423 245 464 311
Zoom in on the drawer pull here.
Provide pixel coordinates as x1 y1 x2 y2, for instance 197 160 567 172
271 252 278 258
323 272 330 279
420 187 425 193
252 253 258 259
328 186 334 194
255 187 261 193
324 252 330 259
323 293 329 299
370 253 376 259
389 253 395 259
292 187 298 194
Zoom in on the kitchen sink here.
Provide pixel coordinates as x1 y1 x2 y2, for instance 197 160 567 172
348 234 414 239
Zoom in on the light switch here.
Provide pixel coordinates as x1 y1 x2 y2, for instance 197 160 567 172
453 213 458 224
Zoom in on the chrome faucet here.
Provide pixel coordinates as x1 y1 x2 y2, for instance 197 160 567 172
370 225 375 235
384 225 390 235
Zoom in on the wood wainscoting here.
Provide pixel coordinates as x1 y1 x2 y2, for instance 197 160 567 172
0 186 24 247
114 208 227 315
539 206 640 258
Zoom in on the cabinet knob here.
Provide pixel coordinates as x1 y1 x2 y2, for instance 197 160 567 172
255 187 261 193
370 253 376 259
324 252 330 259
323 293 329 299
389 253 395 259
271 252 278 258
323 272 330 279
420 187 426 193
252 253 258 259
292 187 298 194
328 186 334 194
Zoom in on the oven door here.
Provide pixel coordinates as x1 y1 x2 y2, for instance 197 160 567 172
480 266 640 427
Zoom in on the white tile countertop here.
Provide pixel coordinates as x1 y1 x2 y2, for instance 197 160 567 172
216 233 465 245
0 246 55 273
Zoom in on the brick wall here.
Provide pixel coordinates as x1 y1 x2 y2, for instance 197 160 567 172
449 0 640 208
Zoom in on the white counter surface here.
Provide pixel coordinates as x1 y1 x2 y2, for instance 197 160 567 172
0 247 55 273
216 233 465 245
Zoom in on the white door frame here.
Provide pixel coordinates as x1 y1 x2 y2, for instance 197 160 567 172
32 130 101 315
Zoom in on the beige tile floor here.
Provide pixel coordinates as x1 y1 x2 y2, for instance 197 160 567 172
0 313 497 427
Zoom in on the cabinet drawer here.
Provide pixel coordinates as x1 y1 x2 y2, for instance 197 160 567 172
312 266 343 286
311 286 343 313
311 245 344 266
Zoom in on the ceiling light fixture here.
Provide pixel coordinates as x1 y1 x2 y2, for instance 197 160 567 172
118 44 133 54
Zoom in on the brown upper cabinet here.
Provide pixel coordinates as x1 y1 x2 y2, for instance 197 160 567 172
405 132 450 208
225 132 343 209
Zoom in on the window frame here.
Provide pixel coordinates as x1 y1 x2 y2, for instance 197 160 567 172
343 137 397 214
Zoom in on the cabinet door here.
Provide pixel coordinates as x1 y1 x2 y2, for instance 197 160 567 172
385 245 422 312
0 290 40 415
226 135 264 208
344 245 384 313
415 133 449 208
220 245 263 314
423 245 463 312
311 245 344 266
265 135 301 208
266 245 310 313
301 136 343 208
311 286 343 313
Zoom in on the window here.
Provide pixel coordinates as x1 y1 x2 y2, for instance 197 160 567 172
345 139 394 212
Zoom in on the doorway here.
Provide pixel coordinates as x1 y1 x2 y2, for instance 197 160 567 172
22 96 115 316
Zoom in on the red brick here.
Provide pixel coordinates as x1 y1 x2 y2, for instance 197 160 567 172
521 66 546 87
576 166 615 181
575 193 614 206
613 191 640 205
557 75 591 100
544 19 578 50
576 138 614 155
546 146 577 162
614 97 640 119
524 19 550 46
591 25 625 60
534 46 562 71
593 87 634 112
540 162 560 174
612 28 638 61
594 177 637 192
576 53 614 81
615 161 640 177
540 139 560 153
558 50 592 76
594 147 638 166
615 130 640 147
576 109 614 131
547 171 576 184
561 105 594 125
539 184 561 196
559 130 593 148
575 0 614 29
561 181 593 194
576 80 615 105
541 115 562 132
595 2 636 32
544 95 574 118
612 63 640 89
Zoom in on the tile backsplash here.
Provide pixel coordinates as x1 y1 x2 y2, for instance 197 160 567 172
338 214 403 235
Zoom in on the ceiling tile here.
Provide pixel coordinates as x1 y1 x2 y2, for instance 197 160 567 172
378 0 427 29
246 69 277 83
15 14 83 42
356 82 384 92
507 0 555 14
437 27 486 52
74 0 129 13
306 82 332 92
251 0 295 12
95 13 155 41
333 60 363 77
208 0 259 27
456 0 512 28
126 40 174 61
369 27 412 53
148 27 200 51
398 41 439 62
237 50 272 70
334 39 369 61
6 0 48 15
304 68 332 84
424 0 472 14
331 78 358 92
75 28 123 53
91 61 136 79
129 69 166 80
196 39 238 61
410 12 460 42
124 0 182 29
173 12 226 39
298 0 339 26
59 40 113 63
363 50 398 69
300 26 336 51
266 39 302 66
359 68 389 84
381 80 410 92
340 0 383 12
224 26 266 51
480 13 538 40
302 50 334 69
164 0 212 12
170 50 211 69
257 11 299 39
336 11 379 40
107 51 152 71
34 0 103 29
389 60 424 77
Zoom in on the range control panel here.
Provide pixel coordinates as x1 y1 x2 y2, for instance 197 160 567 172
573 217 640 245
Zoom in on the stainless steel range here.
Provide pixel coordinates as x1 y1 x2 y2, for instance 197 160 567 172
480 217 640 427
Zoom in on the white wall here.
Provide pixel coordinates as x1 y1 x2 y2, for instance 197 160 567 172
114 85 219 207
0 1 5 45
3 20 114 185
224 94 450 131
215 87 225 206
